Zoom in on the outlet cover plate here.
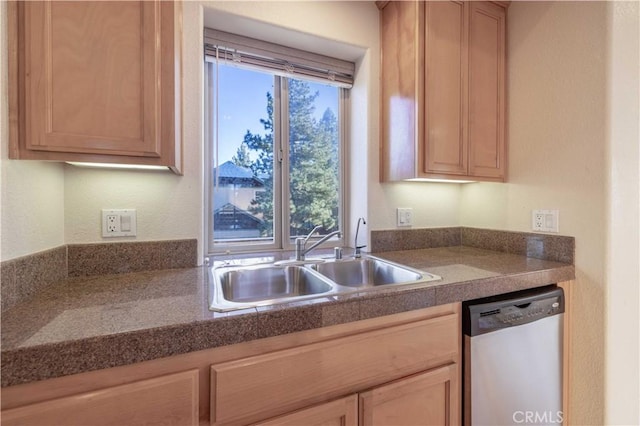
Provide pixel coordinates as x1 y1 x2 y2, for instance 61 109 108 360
102 209 137 237
532 209 559 233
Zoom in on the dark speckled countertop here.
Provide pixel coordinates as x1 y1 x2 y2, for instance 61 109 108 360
1 245 574 387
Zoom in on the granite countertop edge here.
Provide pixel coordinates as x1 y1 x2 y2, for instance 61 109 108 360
1 247 576 388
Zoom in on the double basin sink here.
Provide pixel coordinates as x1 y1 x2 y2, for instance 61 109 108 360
209 255 441 311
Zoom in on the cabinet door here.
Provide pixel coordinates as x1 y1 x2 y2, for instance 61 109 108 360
25 1 160 156
254 395 357 426
1 370 199 426
10 1 181 171
468 1 506 179
380 1 421 181
359 364 460 426
423 1 468 176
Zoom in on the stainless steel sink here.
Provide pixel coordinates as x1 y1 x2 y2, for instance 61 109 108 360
208 255 441 311
312 257 434 287
210 264 335 311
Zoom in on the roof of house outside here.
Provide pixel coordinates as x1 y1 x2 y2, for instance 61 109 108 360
214 161 264 186
216 161 253 179
214 202 264 226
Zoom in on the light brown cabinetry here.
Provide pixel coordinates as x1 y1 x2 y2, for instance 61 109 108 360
253 364 460 426
210 305 461 425
360 365 459 426
423 1 468 177
1 370 199 426
254 395 358 426
8 1 182 173
380 1 506 182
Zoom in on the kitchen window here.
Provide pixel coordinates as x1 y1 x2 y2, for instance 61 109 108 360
204 29 354 254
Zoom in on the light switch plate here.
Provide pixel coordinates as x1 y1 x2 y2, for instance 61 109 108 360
102 209 137 237
397 208 413 227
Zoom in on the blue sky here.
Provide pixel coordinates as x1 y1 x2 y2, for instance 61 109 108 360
214 63 338 164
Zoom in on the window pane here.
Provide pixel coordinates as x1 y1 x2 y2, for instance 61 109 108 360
288 78 341 240
212 64 275 244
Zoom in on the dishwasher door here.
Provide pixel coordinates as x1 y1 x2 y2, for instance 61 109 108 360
463 286 564 426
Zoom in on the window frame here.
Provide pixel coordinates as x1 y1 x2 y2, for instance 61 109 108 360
204 60 349 256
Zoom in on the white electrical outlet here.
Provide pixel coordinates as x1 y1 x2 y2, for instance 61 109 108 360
102 209 137 237
532 209 559 233
397 208 413 227
106 215 118 233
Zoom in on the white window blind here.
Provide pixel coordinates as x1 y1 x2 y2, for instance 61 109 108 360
204 28 355 88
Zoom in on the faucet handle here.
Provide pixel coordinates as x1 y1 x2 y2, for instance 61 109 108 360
334 247 343 260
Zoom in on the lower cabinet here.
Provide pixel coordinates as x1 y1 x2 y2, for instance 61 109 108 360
254 364 459 426
210 305 461 425
1 370 199 426
360 364 459 426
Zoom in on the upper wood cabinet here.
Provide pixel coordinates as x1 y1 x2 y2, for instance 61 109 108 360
8 1 183 173
380 1 506 182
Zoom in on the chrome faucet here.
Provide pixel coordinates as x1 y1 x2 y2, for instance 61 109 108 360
295 226 342 261
354 217 366 258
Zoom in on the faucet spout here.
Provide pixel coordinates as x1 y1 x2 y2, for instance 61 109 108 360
303 225 323 245
295 228 341 261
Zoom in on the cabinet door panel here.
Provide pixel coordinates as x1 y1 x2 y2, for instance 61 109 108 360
254 395 357 426
25 1 160 157
424 1 468 176
1 370 199 426
359 364 460 426
211 314 459 425
468 1 506 179
380 1 421 181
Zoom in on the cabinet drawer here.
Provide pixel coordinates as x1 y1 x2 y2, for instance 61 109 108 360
2 370 199 426
211 313 459 425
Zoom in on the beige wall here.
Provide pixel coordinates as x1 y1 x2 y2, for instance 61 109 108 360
0 1 66 261
372 182 461 229
605 1 639 424
462 2 608 423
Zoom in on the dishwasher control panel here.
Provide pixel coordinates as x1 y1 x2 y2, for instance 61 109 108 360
463 285 564 336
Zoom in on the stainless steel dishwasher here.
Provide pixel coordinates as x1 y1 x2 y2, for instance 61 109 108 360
463 286 565 426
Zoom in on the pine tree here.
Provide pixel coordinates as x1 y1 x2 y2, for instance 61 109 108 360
288 79 338 236
244 92 275 237
243 81 339 238
231 142 251 168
